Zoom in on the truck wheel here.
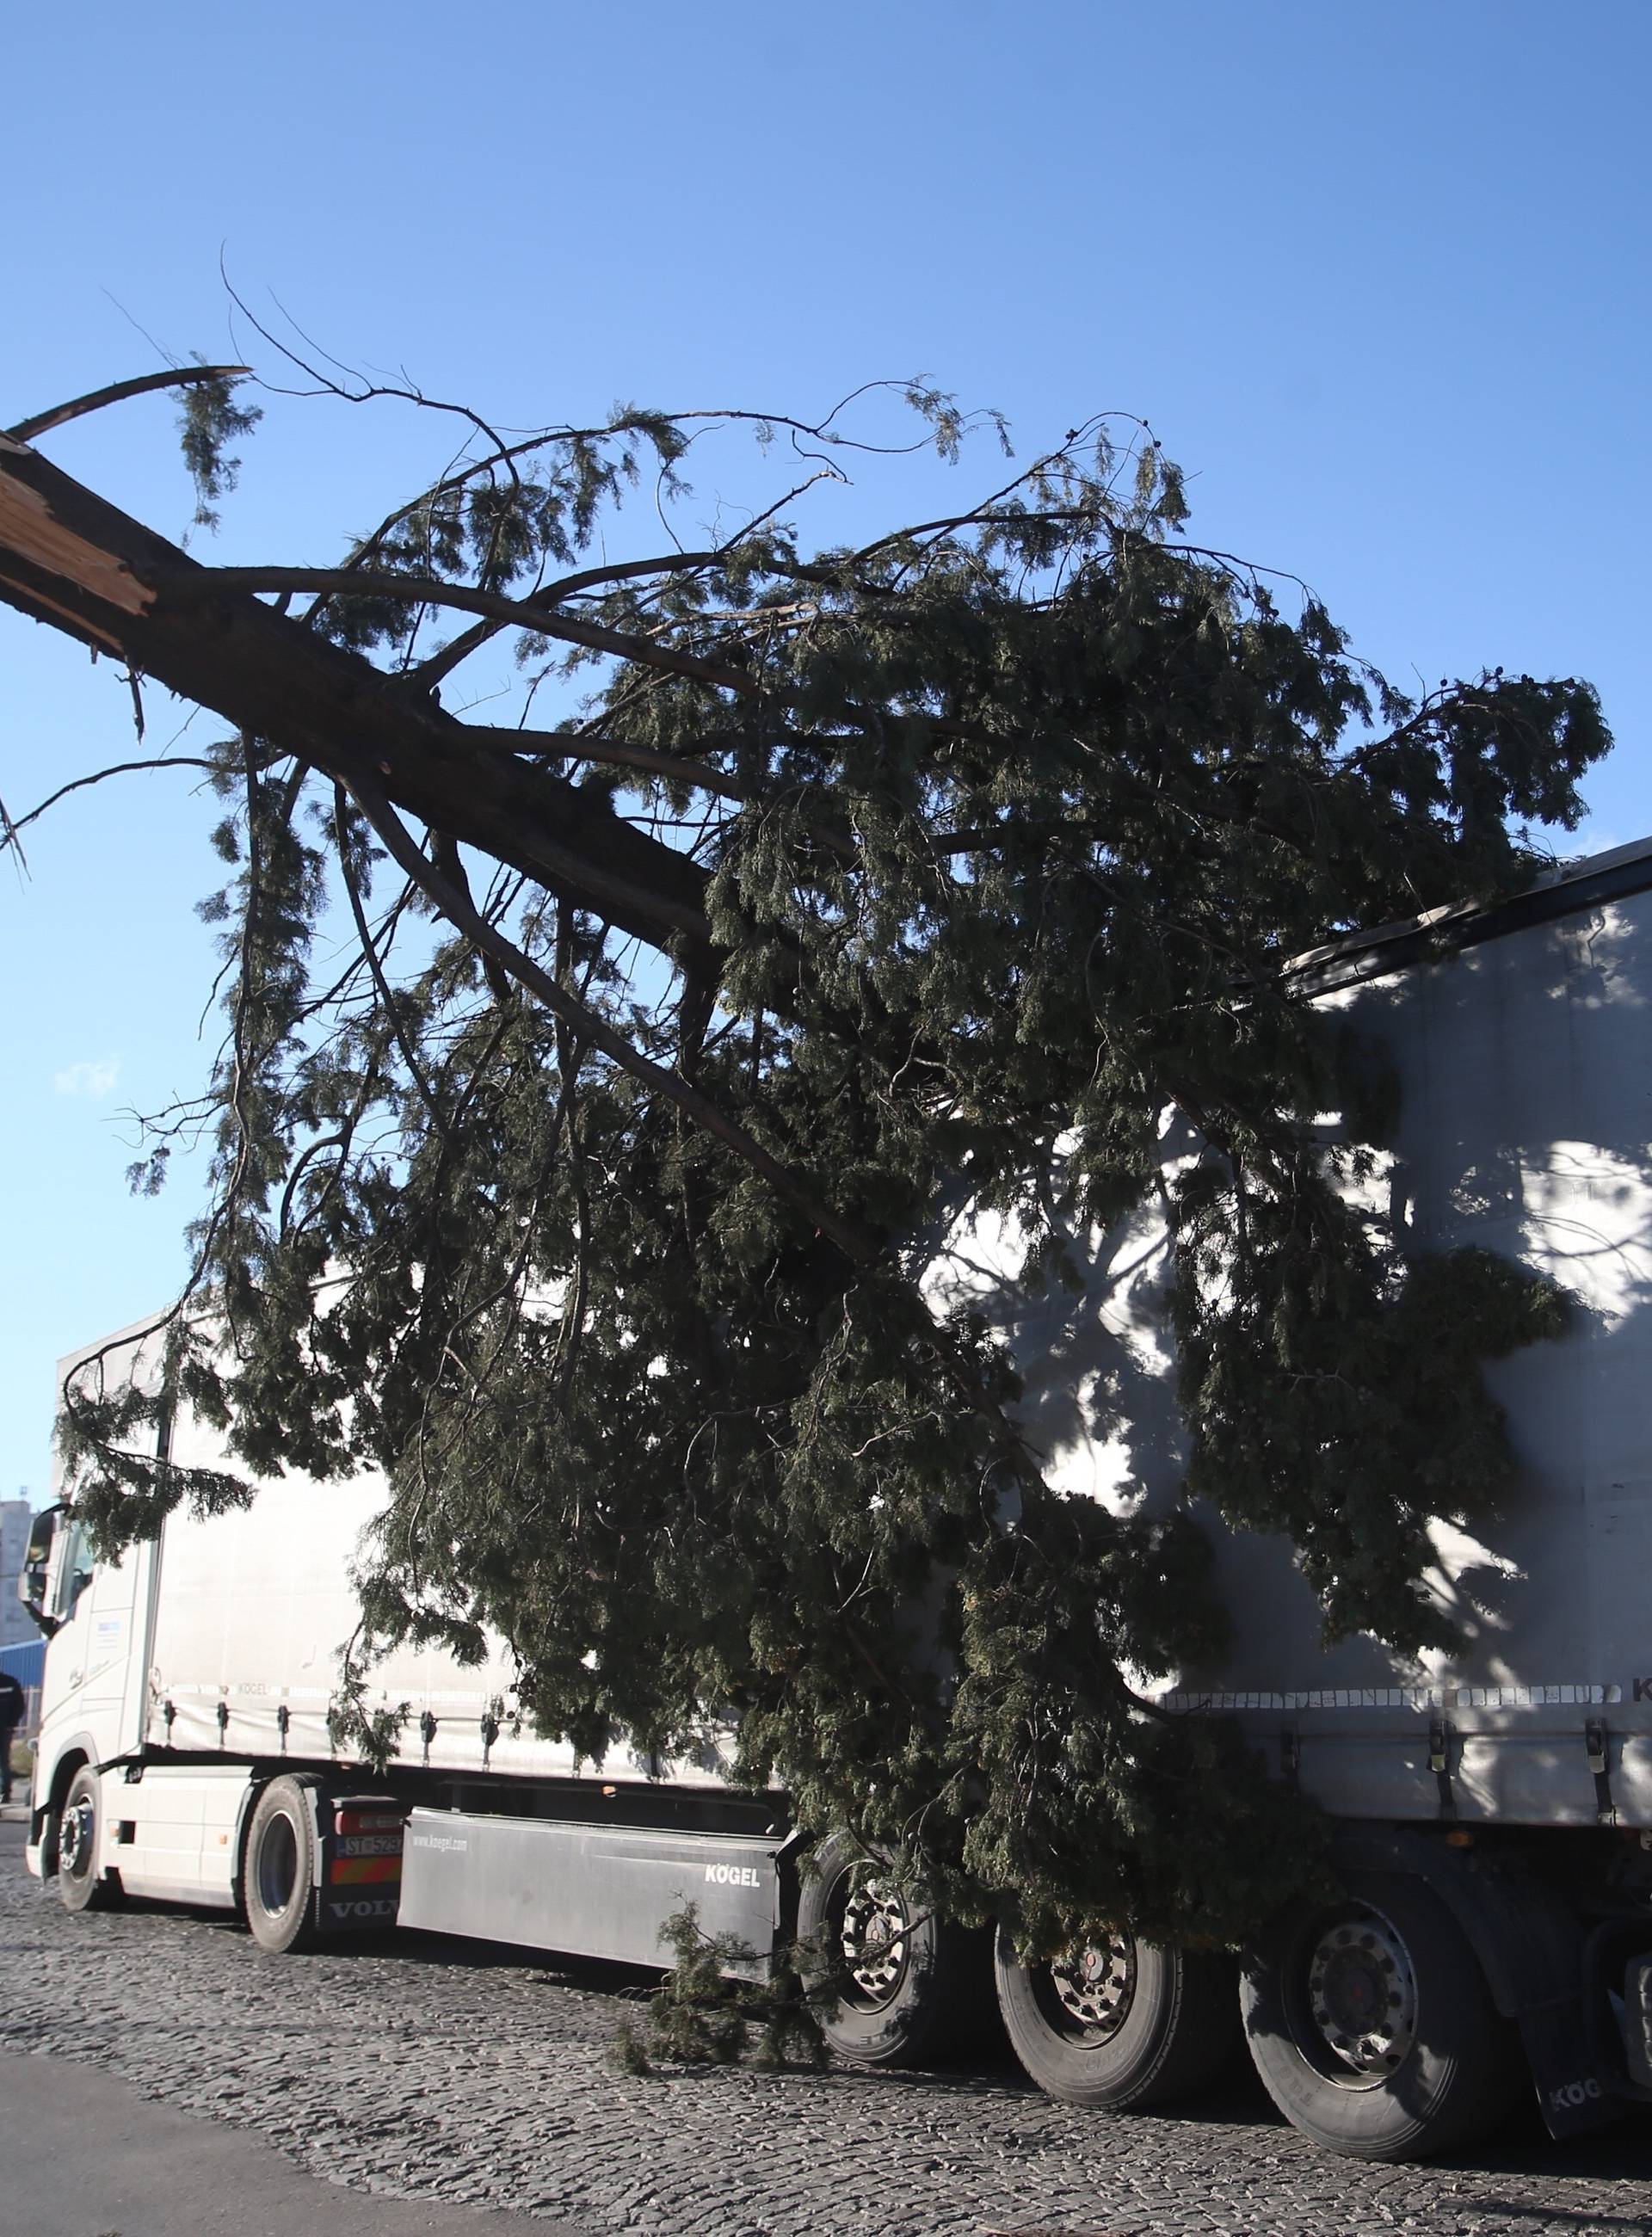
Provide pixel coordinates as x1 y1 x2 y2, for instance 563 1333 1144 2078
1241 1872 1519 2161
243 1777 319 1954
797 1830 987 2068
994 1925 1238 2108
57 1767 118 1913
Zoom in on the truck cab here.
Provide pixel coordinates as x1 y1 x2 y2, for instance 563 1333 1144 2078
20 1499 157 1876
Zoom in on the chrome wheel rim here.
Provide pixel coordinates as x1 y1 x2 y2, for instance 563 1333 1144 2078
1303 1905 1418 2080
840 1877 909 2005
59 1796 95 1879
1047 1934 1137 2038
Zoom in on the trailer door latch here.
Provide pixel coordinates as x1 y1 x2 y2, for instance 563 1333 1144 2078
1428 1716 1456 1818
1587 1718 1616 1825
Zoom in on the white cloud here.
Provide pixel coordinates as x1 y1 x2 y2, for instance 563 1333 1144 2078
52 1057 120 1100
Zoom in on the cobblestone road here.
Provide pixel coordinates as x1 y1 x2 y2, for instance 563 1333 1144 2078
7 1823 1652 2236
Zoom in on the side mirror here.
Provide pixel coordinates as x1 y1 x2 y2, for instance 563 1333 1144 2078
20 1503 62 1638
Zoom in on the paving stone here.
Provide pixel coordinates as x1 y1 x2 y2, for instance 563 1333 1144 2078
5 1824 1652 2233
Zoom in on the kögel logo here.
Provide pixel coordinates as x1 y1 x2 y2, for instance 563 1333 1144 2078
1550 2077 1604 2110
705 1862 762 1888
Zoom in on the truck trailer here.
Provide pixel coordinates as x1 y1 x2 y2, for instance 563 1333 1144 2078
21 834 1652 2164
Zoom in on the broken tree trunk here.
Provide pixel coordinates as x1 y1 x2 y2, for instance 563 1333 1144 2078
0 431 886 1259
0 432 713 961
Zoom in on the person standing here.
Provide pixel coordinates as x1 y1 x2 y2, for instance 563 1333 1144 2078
0 1668 25 1804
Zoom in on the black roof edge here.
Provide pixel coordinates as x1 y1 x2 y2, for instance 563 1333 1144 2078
1279 836 1652 999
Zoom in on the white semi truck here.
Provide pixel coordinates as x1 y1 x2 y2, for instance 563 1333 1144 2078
20 835 1652 2165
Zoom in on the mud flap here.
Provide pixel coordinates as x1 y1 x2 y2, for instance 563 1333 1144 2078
313 1792 405 1936
1331 1825 1618 2141
1519 1998 1618 2140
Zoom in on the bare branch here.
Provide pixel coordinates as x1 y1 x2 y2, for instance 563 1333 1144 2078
6 365 253 446
415 615 504 687
0 756 219 851
463 727 749 799
0 787 26 878
173 565 768 699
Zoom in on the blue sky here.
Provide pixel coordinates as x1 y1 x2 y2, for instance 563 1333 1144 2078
3 2 1649 1505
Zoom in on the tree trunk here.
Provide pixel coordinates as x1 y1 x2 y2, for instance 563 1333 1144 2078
0 433 712 962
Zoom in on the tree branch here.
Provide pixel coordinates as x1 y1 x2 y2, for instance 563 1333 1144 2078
6 365 252 445
0 436 717 958
175 565 769 698
343 767 876 1266
332 786 454 1150
0 755 219 850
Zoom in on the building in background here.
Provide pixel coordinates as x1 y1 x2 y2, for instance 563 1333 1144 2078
1 1497 35 1648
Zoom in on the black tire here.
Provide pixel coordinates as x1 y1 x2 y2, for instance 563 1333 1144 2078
57 1766 117 1913
796 1830 989 2068
243 1776 320 1954
995 1924 1238 2109
1240 1870 1521 2162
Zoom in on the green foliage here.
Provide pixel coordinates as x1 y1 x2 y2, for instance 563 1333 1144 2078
54 1363 250 1556
326 1633 411 1776
176 362 262 532
613 1904 829 2074
56 379 1611 1952
950 1483 1338 1952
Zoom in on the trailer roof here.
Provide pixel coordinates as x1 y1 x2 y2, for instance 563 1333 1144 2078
1281 831 1652 996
